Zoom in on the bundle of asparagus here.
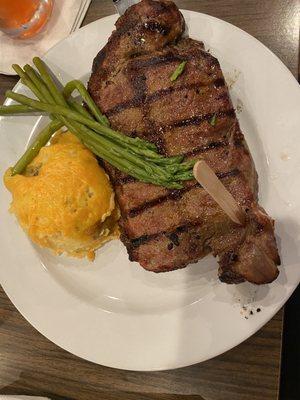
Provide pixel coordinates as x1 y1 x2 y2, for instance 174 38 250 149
0 57 195 189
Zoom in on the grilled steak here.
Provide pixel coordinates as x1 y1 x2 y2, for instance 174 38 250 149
88 0 280 284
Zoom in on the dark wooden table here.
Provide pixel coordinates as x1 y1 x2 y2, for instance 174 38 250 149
0 1 298 399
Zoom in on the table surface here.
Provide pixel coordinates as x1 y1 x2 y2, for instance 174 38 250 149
0 1 298 399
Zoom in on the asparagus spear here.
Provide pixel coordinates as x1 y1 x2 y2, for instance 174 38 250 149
33 58 157 151
5 86 177 185
12 60 179 163
5 90 183 186
12 64 43 102
23 64 54 103
0 104 34 114
9 66 81 175
5 90 179 162
3 59 195 187
63 80 109 127
4 88 193 185
12 120 63 175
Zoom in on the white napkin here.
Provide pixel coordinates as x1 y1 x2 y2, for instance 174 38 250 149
0 0 91 75
0 397 50 400
71 0 92 32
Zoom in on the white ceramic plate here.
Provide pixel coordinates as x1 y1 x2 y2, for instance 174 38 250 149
0 11 300 371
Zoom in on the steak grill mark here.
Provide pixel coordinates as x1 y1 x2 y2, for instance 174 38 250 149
128 220 205 249
106 79 226 117
127 169 240 218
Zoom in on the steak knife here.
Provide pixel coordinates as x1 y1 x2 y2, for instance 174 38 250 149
113 0 140 15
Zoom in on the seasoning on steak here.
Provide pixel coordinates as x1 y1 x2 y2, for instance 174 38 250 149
88 0 280 284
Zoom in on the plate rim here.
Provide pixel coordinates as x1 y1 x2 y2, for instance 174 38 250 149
0 10 300 371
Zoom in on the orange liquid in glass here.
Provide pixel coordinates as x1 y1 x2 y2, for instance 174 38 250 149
0 0 53 39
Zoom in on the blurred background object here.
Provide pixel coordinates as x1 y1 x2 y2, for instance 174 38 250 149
0 0 54 39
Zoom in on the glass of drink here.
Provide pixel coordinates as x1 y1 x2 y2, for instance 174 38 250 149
0 0 54 39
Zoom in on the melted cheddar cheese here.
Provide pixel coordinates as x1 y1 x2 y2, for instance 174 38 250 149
4 131 119 260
